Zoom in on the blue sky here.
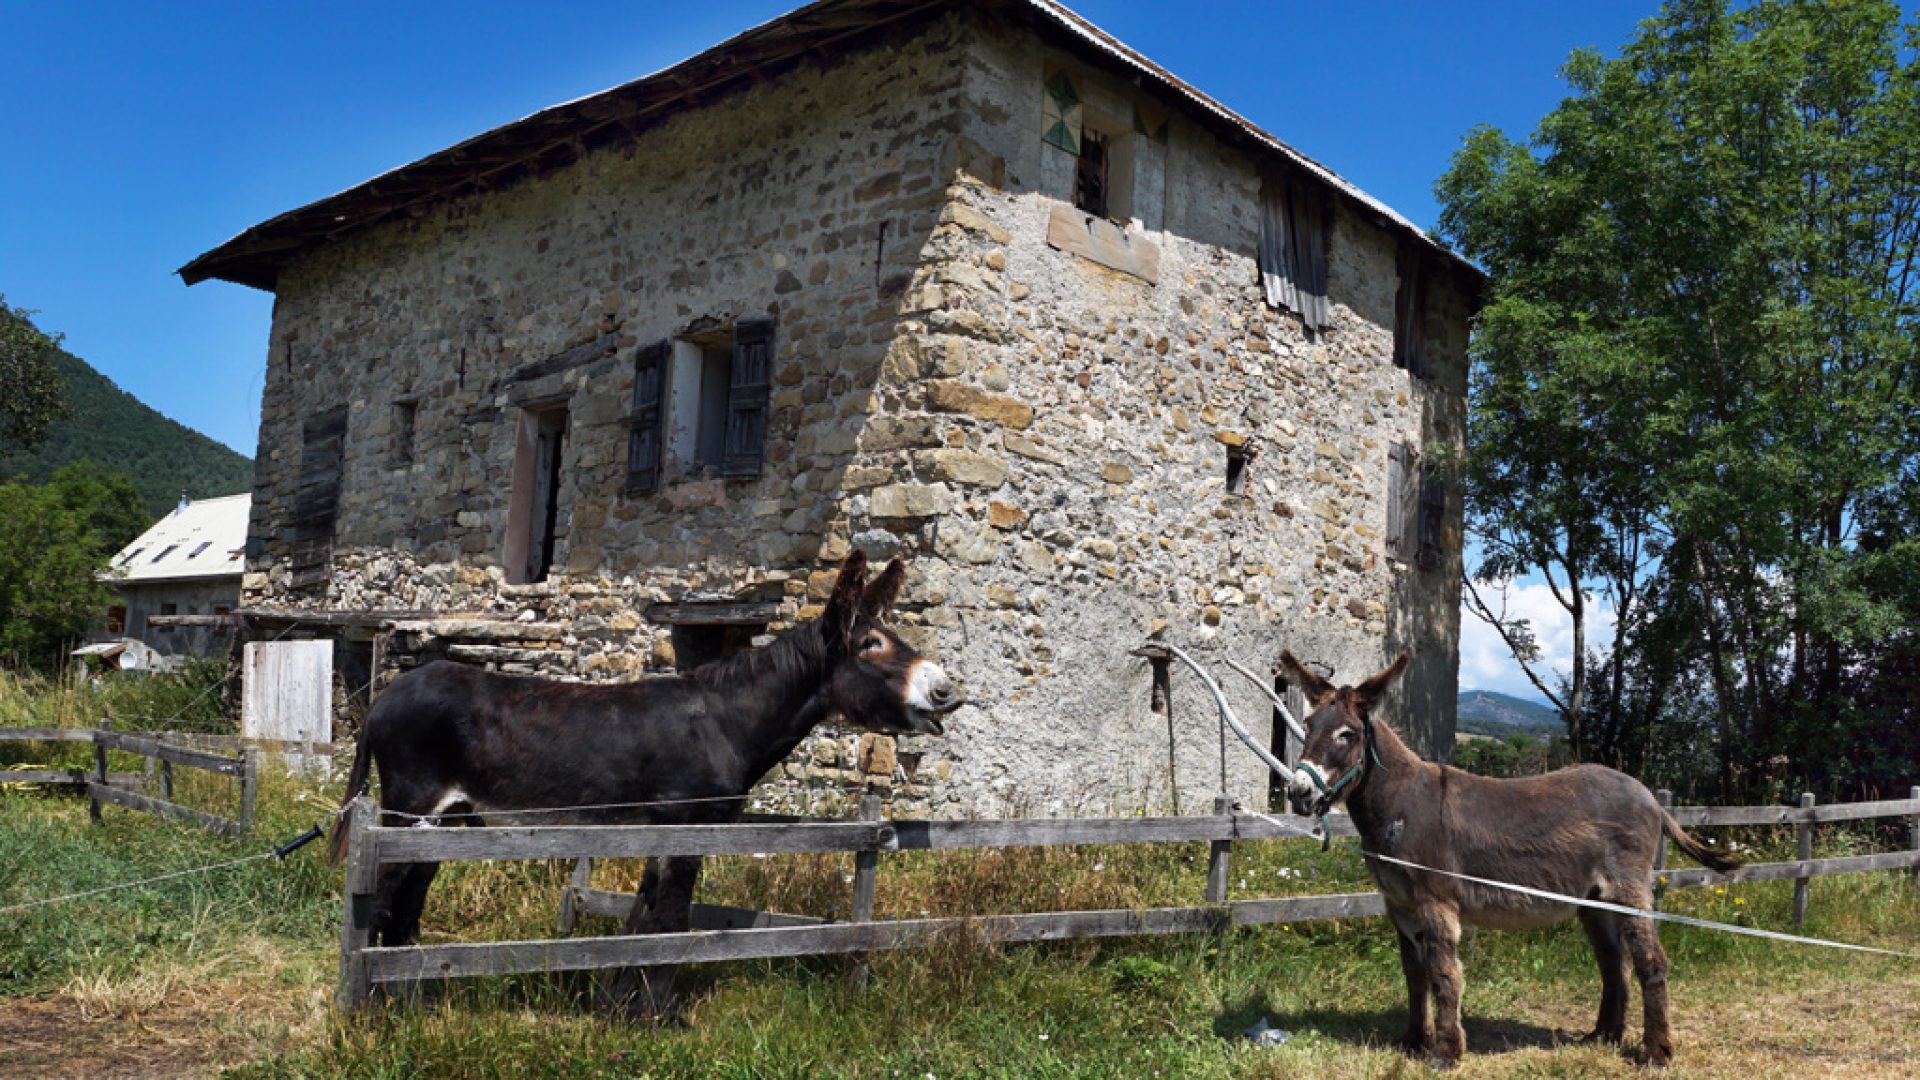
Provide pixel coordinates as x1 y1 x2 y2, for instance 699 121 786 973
2 0 1672 698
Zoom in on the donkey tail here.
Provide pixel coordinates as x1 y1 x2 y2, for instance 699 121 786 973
1660 808 1743 875
327 734 375 865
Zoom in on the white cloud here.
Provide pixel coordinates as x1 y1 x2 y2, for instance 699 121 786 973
1458 578 1615 704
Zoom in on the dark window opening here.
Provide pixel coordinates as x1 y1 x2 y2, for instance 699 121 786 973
506 405 569 584
1417 465 1447 571
694 345 733 469
151 545 179 563
106 605 126 634
671 623 767 672
1387 442 1420 564
1073 130 1110 218
1268 675 1293 810
188 541 212 559
392 400 418 467
1225 444 1251 495
1395 238 1432 379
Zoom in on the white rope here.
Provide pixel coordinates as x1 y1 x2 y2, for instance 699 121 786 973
0 851 275 915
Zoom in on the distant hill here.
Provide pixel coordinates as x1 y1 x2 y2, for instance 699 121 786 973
0 343 252 518
1457 691 1562 741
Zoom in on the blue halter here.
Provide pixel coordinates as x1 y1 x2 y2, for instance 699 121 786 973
1302 714 1384 849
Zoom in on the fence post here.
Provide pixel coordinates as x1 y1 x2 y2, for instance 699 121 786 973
237 748 260 838
1652 789 1672 910
557 857 591 934
1792 792 1815 928
1909 786 1918 894
336 796 379 1012
1205 794 1234 905
848 791 883 989
88 717 110 824
158 734 174 803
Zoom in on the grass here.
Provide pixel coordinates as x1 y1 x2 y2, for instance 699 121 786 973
3 671 1917 1077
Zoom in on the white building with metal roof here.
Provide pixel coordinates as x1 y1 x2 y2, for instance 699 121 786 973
104 493 250 656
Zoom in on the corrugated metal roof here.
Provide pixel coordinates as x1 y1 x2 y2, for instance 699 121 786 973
107 494 250 585
180 0 1477 290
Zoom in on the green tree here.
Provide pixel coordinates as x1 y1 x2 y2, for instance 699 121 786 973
0 297 71 449
1438 0 1920 798
0 463 151 670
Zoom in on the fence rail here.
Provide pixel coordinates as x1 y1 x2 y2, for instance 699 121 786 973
0 726 137 788
336 788 1920 1011
85 721 258 838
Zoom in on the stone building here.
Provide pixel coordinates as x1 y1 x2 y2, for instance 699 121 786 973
182 0 1478 816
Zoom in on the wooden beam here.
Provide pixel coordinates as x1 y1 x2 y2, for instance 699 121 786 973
645 601 782 626
1656 848 1920 890
87 782 243 838
371 820 897 863
94 730 248 777
0 727 97 743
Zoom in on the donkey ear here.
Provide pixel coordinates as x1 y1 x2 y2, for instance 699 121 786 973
1277 649 1335 703
1353 651 1411 712
859 558 906 618
822 550 870 649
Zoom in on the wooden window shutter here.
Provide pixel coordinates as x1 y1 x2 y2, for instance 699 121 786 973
1417 462 1446 570
721 317 774 478
624 340 669 494
1386 442 1411 562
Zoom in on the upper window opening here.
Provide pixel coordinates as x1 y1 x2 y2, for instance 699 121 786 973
187 541 212 559
150 545 179 564
1225 443 1251 496
392 400 418 467
628 318 773 492
1074 131 1110 219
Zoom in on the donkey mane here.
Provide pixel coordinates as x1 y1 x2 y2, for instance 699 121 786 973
686 620 828 692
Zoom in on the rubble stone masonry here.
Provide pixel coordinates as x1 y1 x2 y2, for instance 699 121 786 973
244 10 1470 818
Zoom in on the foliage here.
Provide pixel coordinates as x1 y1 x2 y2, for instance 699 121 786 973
0 320 251 518
1454 732 1575 778
0 297 71 450
0 463 152 671
1438 0 1920 800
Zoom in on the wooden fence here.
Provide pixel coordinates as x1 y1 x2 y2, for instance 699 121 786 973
336 790 1920 1010
86 722 259 839
0 726 137 788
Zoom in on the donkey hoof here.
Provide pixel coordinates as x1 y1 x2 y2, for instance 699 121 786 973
1427 1054 1460 1071
1396 1033 1432 1058
1580 1028 1625 1046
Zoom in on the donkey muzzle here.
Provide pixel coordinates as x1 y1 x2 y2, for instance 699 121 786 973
906 662 962 735
1286 764 1327 817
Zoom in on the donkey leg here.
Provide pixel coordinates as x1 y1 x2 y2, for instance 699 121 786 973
1422 907 1467 1068
1577 908 1630 1044
603 856 704 1020
1389 909 1433 1056
379 862 442 948
1621 907 1674 1067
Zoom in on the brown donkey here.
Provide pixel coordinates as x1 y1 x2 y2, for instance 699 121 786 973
1278 651 1740 1069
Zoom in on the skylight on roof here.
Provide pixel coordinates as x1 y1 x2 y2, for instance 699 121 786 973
151 545 179 563
188 541 213 559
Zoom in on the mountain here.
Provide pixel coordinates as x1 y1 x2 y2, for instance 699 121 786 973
0 343 252 518
1457 691 1562 741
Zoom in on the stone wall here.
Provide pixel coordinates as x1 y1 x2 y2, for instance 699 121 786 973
242 9 1471 818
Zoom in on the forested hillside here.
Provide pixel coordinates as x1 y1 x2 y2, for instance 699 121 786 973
0 342 252 517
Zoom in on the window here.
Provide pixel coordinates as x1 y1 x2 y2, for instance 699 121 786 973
1395 237 1432 379
1386 442 1420 564
106 605 125 634
160 602 177 617
119 548 144 565
290 405 349 591
626 318 773 491
504 404 569 584
151 544 179 563
1224 443 1251 496
187 541 212 560
1258 170 1332 332
392 400 418 467
1417 466 1448 571
1074 130 1110 218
